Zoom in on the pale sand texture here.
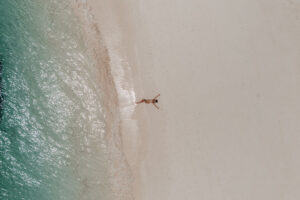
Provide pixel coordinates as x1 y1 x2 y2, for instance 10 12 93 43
87 0 300 200
132 1 300 200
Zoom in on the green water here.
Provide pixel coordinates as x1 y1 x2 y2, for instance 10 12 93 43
0 1 113 199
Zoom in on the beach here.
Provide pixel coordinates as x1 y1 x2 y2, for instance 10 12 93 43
1 0 300 199
84 0 300 199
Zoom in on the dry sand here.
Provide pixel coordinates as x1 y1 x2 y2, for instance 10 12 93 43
86 0 300 199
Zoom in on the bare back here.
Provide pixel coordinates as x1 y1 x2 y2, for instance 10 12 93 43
144 99 153 104
136 94 160 109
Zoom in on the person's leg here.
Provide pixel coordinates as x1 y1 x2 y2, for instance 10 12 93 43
136 99 146 104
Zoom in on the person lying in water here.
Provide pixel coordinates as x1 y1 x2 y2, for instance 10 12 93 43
136 94 160 109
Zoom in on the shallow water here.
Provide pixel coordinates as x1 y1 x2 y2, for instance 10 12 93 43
0 1 114 199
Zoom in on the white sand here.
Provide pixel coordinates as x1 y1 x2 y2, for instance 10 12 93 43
86 0 300 199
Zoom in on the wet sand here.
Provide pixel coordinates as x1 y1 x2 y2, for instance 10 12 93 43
86 0 300 199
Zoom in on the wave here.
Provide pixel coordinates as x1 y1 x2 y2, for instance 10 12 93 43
0 1 130 199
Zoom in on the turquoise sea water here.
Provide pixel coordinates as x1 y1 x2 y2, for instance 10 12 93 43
0 1 114 199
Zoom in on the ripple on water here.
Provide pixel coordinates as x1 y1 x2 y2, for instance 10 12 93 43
0 1 113 200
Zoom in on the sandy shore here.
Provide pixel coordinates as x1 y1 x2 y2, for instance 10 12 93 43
85 0 300 199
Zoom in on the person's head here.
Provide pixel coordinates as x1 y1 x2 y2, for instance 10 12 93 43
155 99 158 103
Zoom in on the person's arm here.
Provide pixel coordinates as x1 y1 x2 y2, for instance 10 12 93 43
153 103 159 109
153 94 160 99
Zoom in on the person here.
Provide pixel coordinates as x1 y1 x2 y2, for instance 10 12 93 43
136 94 160 109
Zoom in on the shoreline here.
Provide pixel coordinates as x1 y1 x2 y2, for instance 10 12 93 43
75 1 171 200
72 1 136 199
